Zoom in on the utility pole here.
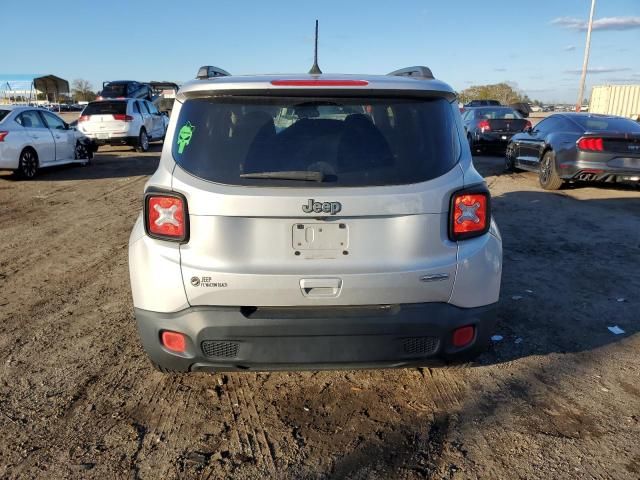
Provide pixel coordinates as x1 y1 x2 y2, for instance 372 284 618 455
576 0 596 112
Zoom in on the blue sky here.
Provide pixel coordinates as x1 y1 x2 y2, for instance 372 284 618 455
3 0 639 103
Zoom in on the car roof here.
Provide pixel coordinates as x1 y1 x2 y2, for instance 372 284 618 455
178 73 456 100
0 105 49 113
558 112 624 119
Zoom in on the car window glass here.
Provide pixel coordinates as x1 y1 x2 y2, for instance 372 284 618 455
82 101 127 115
173 96 460 188
16 111 47 129
570 116 640 133
139 101 150 114
476 108 522 120
0 110 10 122
533 117 557 135
42 111 67 130
146 102 159 114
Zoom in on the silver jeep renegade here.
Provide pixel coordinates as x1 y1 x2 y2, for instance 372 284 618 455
128 65 502 372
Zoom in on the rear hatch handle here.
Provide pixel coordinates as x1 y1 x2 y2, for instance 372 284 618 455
300 278 342 298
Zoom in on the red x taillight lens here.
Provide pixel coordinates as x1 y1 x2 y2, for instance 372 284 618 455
144 192 188 242
0 131 9 142
449 189 490 241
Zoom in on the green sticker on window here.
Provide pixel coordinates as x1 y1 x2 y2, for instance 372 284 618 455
177 121 195 154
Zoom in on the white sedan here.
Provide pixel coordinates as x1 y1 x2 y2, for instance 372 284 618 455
0 106 93 179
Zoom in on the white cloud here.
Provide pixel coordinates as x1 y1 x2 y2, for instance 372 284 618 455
552 16 640 31
564 67 632 75
564 45 576 51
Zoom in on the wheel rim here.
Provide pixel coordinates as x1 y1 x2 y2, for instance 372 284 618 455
540 156 551 184
75 143 88 159
505 147 513 168
141 131 149 150
21 151 37 177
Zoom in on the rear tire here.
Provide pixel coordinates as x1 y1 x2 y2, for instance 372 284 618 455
539 151 563 190
136 129 149 153
17 148 39 179
504 144 517 171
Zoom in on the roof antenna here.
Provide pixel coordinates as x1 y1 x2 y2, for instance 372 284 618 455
308 20 322 75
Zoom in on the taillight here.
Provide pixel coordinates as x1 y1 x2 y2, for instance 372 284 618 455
113 114 133 122
449 188 490 241
577 137 604 152
78 115 90 123
478 120 491 132
144 192 189 242
0 131 8 142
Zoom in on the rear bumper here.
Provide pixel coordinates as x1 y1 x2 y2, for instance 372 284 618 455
475 133 517 149
85 134 138 147
135 302 497 372
558 156 640 182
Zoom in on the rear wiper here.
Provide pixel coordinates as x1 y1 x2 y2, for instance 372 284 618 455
240 170 326 182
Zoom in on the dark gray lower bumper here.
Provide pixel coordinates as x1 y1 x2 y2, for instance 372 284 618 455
135 303 497 372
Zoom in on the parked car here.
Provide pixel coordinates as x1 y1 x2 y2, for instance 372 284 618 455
464 100 501 107
77 99 168 152
0 106 92 179
128 65 503 373
462 107 531 154
505 113 640 189
98 81 152 101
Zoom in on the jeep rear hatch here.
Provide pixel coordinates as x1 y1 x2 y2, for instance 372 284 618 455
169 92 465 307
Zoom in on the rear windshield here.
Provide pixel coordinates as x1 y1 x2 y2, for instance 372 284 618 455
172 96 460 187
475 108 523 119
0 109 9 123
571 116 640 133
82 101 127 116
101 83 128 97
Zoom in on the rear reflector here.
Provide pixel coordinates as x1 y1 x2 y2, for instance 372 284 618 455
145 192 188 242
270 79 369 87
161 331 186 353
452 326 475 348
0 131 8 142
577 137 604 152
113 114 133 122
450 190 490 241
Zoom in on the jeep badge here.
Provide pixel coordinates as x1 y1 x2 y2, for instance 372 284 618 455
302 199 342 215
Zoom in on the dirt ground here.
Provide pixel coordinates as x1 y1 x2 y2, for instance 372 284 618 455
0 146 639 480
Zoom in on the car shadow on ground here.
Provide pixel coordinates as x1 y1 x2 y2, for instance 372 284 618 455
477 189 639 366
0 145 162 182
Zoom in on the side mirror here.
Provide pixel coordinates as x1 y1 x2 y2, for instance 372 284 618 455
524 125 533 133
64 122 70 130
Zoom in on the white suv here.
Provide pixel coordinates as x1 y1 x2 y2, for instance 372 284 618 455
129 66 503 373
78 99 168 151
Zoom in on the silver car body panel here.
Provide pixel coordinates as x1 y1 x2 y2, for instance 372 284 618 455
129 73 501 313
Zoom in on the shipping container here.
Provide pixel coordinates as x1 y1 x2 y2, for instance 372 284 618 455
589 85 640 120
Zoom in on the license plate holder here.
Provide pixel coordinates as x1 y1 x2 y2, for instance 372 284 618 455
97 133 109 140
292 223 349 251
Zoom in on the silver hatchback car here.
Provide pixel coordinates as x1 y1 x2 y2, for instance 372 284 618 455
128 65 503 372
